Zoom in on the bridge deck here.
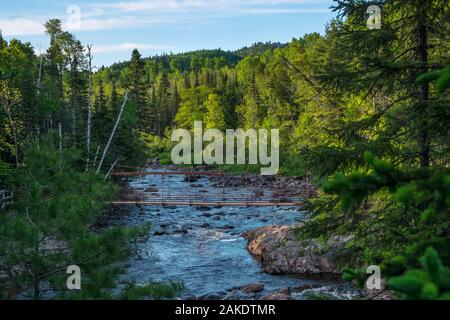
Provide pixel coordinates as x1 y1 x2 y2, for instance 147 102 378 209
111 170 304 207
111 201 303 207
112 171 224 177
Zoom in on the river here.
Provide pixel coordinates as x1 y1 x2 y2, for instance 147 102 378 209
110 169 361 300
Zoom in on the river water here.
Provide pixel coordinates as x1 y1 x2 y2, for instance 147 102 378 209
111 169 361 300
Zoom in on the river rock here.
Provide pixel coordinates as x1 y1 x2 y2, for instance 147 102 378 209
223 290 247 300
174 229 188 235
243 225 344 275
241 283 265 293
291 284 322 293
211 174 318 199
198 292 224 300
261 292 294 300
276 288 291 295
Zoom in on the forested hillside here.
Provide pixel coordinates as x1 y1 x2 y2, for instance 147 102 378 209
1 0 450 300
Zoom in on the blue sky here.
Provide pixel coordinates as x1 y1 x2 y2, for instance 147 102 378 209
0 0 336 66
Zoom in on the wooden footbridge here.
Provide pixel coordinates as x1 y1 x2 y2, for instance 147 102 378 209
110 169 304 207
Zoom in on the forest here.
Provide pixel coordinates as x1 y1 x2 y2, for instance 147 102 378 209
1 0 450 300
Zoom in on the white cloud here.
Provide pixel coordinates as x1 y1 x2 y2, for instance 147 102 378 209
92 42 174 53
240 8 330 14
67 16 138 32
0 15 168 37
92 0 332 14
0 19 45 36
95 0 215 12
0 0 332 36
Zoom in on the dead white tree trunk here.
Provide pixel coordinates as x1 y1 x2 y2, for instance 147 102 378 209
93 145 100 167
86 45 94 170
105 159 119 181
36 53 43 94
59 123 63 168
96 90 128 175
36 125 40 150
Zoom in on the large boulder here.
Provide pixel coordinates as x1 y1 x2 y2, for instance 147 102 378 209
243 225 344 276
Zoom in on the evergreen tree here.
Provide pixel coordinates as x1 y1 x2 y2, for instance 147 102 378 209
93 79 109 146
128 49 148 132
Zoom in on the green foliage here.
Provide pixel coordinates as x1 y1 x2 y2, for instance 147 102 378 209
389 248 450 300
322 151 450 214
0 159 13 188
342 267 370 289
417 65 450 94
298 1 450 293
303 151 450 277
303 292 334 300
1 0 450 301
0 137 154 300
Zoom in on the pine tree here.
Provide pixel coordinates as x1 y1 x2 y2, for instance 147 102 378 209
307 0 450 171
156 73 171 134
146 86 158 134
128 49 148 132
93 79 109 146
169 81 181 126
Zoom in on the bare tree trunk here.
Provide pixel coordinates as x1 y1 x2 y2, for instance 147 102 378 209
105 159 119 181
86 45 94 170
59 123 63 168
93 145 100 167
97 90 128 174
70 56 77 138
36 125 40 150
36 53 43 95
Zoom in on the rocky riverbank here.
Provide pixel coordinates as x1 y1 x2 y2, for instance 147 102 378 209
183 281 364 300
242 225 344 276
241 225 395 300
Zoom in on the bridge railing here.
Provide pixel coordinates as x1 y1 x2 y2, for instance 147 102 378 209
111 169 303 207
